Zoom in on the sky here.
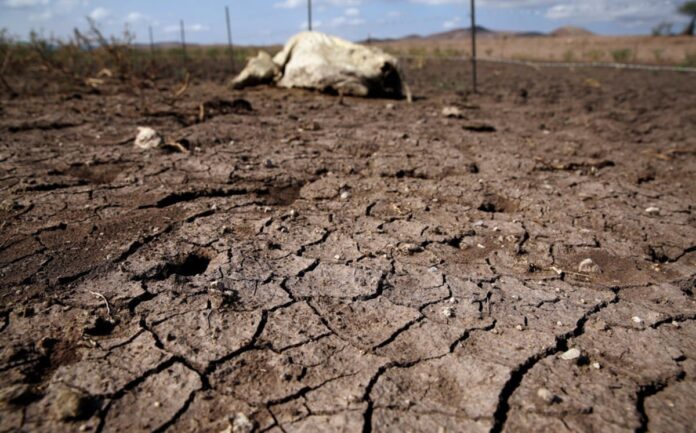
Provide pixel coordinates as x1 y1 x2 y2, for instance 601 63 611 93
0 0 691 45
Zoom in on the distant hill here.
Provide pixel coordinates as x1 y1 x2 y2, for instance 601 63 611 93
551 26 595 37
374 26 551 43
424 26 493 40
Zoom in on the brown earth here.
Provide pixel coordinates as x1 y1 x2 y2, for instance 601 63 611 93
1 58 696 433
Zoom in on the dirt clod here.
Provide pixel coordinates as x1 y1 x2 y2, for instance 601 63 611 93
52 388 94 421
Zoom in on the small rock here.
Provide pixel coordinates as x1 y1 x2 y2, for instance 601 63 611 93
232 413 254 433
560 348 582 361
442 106 463 118
264 159 274 168
537 387 558 404
134 127 163 150
515 324 524 331
399 243 422 255
578 258 601 274
592 362 601 369
385 103 395 110
53 388 93 421
442 307 454 318
340 191 351 200
645 206 660 215
632 316 644 324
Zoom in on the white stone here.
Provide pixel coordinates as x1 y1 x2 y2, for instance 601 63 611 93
537 388 556 404
134 127 163 150
578 258 601 274
231 413 254 433
442 106 463 118
560 348 582 361
645 206 661 215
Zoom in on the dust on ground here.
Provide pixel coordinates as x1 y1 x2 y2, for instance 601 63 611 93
1 59 695 433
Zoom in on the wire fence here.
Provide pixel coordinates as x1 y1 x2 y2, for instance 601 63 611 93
399 55 696 74
151 2 696 79
3 0 695 97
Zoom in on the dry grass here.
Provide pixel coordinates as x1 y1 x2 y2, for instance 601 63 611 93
378 34 696 66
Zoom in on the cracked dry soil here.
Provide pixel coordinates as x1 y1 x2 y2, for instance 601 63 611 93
1 59 695 433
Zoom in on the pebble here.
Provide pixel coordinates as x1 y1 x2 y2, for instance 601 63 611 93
399 243 422 255
442 106 464 118
515 324 524 331
645 206 661 215
340 191 351 200
578 258 601 274
134 126 163 150
53 388 92 421
537 387 557 404
560 348 582 361
592 362 601 369
442 306 454 318
232 413 254 433
632 316 644 324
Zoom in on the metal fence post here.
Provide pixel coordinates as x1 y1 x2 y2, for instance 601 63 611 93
308 0 313 31
470 0 478 93
225 6 235 70
180 20 187 67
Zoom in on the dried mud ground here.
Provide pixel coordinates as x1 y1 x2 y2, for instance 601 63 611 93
1 59 695 433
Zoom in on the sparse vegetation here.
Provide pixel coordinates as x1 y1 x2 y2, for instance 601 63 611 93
563 50 575 62
583 50 605 62
611 48 632 63
652 22 674 36
683 51 696 67
652 48 665 63
679 1 696 35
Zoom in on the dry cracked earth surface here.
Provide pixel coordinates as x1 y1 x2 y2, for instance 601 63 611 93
1 59 695 433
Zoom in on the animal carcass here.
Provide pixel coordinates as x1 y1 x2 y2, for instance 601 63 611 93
231 32 406 99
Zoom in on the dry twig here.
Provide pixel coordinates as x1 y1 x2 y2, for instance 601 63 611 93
88 290 112 318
